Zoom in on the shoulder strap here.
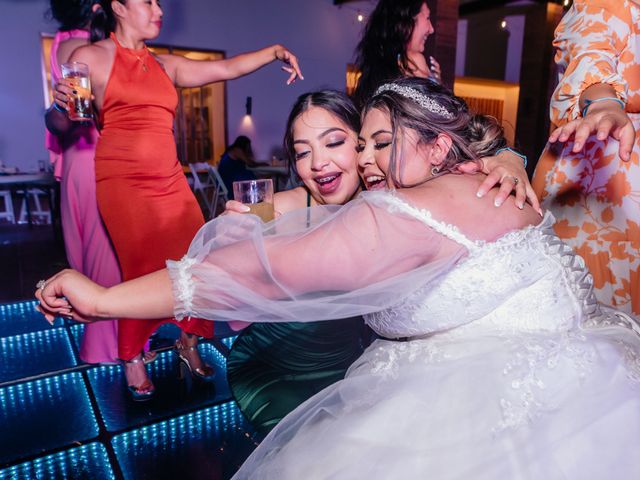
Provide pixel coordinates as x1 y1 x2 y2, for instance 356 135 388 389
378 192 482 252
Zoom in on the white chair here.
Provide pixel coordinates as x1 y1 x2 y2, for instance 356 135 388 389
0 190 15 224
189 164 229 220
18 188 52 225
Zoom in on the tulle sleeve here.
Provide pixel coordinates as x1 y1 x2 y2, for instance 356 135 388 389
550 0 631 124
166 191 464 323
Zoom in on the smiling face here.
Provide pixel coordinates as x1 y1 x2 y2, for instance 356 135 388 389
292 106 362 205
407 2 434 55
358 107 434 189
114 0 163 40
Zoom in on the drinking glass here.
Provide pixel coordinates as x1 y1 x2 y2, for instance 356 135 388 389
233 179 274 222
60 62 93 121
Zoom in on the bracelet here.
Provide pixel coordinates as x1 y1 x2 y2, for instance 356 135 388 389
581 96 625 117
51 102 66 114
495 147 527 168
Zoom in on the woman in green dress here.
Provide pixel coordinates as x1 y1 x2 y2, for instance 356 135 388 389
225 90 373 437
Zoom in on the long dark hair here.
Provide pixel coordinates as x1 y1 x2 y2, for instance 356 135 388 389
48 0 115 42
283 90 361 178
363 77 506 188
91 0 126 41
353 0 428 109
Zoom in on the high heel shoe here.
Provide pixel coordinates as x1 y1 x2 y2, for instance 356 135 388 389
124 356 156 401
175 339 215 381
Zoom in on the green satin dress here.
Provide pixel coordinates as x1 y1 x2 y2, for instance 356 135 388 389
227 318 373 437
226 192 375 437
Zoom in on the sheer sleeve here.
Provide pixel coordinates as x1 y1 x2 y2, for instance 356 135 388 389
550 0 631 124
167 191 464 323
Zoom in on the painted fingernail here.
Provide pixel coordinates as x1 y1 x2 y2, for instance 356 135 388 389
476 191 483 198
517 202 524 209
494 199 503 207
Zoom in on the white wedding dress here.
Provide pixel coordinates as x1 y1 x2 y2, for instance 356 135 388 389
168 191 640 479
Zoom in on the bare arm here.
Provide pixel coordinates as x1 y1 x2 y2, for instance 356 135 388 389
36 268 174 323
161 44 303 88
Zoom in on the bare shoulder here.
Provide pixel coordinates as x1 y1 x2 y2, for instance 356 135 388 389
70 40 112 63
274 187 308 215
399 175 541 242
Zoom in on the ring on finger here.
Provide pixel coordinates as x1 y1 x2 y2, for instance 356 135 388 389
36 279 47 292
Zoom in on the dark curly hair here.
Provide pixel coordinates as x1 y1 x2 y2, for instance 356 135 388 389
283 90 361 178
353 0 429 110
48 0 114 42
363 77 507 188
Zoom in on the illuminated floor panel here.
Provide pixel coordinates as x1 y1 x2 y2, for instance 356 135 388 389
0 300 64 337
0 328 77 383
88 345 232 432
0 372 99 464
0 443 115 480
112 402 257 480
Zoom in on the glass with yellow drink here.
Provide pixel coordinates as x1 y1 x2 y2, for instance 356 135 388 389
233 179 275 222
61 62 93 121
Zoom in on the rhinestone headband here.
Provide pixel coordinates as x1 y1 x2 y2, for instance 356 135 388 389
374 83 454 119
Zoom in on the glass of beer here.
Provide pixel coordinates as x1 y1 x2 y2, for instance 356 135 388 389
60 62 93 121
233 179 274 222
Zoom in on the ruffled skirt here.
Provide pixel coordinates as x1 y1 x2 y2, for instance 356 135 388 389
233 326 640 479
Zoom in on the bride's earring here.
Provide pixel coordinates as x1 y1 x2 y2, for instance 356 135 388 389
431 166 440 176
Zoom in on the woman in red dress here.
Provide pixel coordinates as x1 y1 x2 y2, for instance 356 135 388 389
55 0 302 399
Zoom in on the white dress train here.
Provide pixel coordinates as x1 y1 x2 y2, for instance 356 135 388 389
168 191 640 479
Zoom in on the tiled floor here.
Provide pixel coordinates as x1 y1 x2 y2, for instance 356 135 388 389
0 300 256 480
0 224 258 479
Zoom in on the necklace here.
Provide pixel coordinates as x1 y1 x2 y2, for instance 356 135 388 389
135 53 149 72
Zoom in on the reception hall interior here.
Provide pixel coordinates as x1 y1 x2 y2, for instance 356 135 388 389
1 0 624 479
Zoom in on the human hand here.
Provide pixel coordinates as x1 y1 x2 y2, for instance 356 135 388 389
457 150 542 215
429 56 441 84
51 78 95 114
52 78 75 113
549 102 635 162
274 45 304 85
35 269 106 324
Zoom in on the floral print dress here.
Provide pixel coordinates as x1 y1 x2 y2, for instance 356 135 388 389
532 0 640 317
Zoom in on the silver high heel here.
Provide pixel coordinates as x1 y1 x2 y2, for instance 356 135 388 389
175 340 215 381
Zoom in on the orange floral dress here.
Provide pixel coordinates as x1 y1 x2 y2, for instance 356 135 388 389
532 0 640 317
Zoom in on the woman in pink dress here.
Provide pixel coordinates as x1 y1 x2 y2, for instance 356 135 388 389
45 0 120 364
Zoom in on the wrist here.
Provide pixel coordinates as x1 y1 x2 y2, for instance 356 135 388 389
495 147 527 168
581 97 625 117
50 102 66 114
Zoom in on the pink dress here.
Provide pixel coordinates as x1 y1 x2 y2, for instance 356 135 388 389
46 29 120 364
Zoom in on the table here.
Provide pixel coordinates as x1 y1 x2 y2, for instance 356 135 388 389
0 173 56 227
249 165 290 192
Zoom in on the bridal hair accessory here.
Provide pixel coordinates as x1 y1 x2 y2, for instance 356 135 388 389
374 83 454 119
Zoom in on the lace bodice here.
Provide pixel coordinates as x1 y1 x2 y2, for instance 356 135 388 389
364 196 617 339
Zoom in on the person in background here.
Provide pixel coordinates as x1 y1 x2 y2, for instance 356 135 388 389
532 0 638 318
45 0 126 365
217 135 258 194
352 0 441 110
51 0 303 400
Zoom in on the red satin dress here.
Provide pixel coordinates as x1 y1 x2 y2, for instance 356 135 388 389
95 34 213 361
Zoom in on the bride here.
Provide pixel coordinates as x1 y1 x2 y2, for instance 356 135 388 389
37 78 640 479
